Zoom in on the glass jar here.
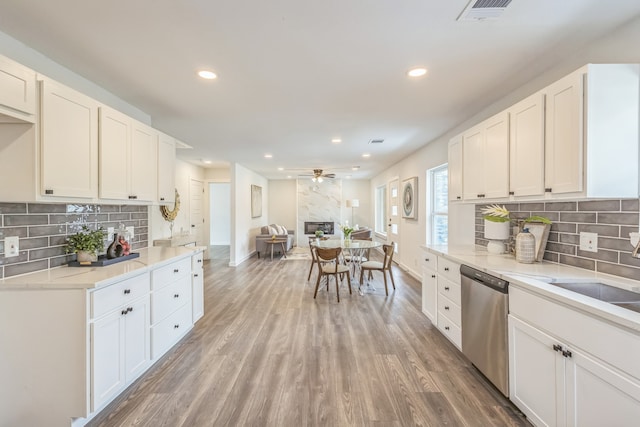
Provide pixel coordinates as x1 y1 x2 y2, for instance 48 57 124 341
515 228 536 264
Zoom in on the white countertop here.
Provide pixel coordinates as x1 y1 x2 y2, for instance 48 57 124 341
0 246 201 291
423 244 640 333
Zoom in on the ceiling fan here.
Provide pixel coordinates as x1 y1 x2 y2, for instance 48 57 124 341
299 169 336 182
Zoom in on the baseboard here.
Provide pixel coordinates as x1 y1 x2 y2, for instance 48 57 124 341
229 250 255 267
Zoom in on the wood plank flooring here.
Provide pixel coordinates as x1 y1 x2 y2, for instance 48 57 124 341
88 251 529 427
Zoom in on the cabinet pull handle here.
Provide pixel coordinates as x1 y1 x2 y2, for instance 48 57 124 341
509 191 515 196
174 324 180 329
562 350 572 358
174 294 180 298
444 286 450 291
174 269 179 273
444 306 450 310
121 309 128 315
197 259 202 263
553 344 562 352
123 289 131 295
160 197 165 201
425 258 429 262
127 307 133 313
431 274 436 278
45 189 54 195
444 267 449 271
128 195 138 199
456 196 461 200
194 274 199 277
444 326 450 331
545 188 552 193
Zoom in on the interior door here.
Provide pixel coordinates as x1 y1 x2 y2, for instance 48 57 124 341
190 178 205 246
387 178 399 253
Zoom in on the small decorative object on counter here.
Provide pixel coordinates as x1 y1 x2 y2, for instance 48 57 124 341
65 225 106 263
118 235 131 256
106 233 123 259
515 228 536 264
481 204 511 254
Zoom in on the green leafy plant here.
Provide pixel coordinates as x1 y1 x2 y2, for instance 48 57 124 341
65 225 106 255
481 204 511 223
340 224 354 238
524 215 553 225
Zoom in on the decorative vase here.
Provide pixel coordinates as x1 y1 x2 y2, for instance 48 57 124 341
484 219 510 254
76 250 97 263
516 228 536 264
106 233 123 259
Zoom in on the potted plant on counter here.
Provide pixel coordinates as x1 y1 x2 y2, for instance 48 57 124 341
481 204 511 254
65 225 106 263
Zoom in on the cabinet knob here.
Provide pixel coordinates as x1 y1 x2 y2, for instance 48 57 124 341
553 344 562 352
174 324 180 329
425 258 429 262
431 274 436 278
127 307 133 313
123 289 131 295
174 269 179 273
160 197 165 201
456 196 461 200
121 309 128 315
174 294 180 298
197 259 202 263
194 274 199 277
562 350 572 358
444 326 450 331
444 306 450 310
444 286 450 291
444 267 449 271
545 188 552 193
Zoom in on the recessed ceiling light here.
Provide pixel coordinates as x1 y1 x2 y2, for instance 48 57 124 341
287 175 292 179
407 67 427 77
202 159 212 164
277 167 284 171
198 70 217 79
331 138 342 144
345 175 352 179
362 153 371 158
264 154 273 159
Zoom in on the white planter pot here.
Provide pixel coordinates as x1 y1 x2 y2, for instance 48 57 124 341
484 219 510 240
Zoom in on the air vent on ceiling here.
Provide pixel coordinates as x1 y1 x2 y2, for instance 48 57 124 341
368 139 384 144
457 0 513 21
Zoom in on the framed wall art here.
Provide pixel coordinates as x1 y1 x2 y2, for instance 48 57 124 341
251 184 262 218
402 177 417 219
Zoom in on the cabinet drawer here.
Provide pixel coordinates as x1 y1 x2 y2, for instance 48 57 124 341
151 257 191 290
438 294 461 328
437 257 460 284
92 273 150 319
192 252 204 270
422 251 437 271
438 277 461 306
151 303 192 359
437 312 462 349
151 275 191 324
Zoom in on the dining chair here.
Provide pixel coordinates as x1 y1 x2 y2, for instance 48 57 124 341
359 243 396 296
307 240 331 281
313 247 352 302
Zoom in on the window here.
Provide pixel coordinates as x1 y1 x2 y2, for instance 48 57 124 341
375 184 387 235
427 164 448 245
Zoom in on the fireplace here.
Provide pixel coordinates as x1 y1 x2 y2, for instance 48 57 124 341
304 221 335 235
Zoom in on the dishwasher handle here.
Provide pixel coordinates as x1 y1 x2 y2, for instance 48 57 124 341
460 264 509 294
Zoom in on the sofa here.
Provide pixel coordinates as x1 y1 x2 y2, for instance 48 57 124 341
256 224 295 258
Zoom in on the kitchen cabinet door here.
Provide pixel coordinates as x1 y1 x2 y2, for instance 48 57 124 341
462 125 484 200
421 266 437 324
0 55 36 122
99 106 131 200
91 309 125 412
157 132 176 204
192 268 204 323
482 112 510 199
123 297 150 383
509 93 545 198
509 315 564 427
40 79 99 198
544 71 584 195
448 135 463 201
130 121 157 201
566 348 640 427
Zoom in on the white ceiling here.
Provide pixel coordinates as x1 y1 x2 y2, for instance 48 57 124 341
0 0 639 179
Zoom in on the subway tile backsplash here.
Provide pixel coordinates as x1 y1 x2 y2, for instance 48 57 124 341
475 199 640 281
0 203 149 279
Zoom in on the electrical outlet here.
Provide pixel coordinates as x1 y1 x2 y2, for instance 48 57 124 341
126 226 134 239
579 232 598 252
107 227 115 237
5 236 19 257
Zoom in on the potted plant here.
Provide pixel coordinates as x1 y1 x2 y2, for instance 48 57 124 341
66 225 106 262
481 204 511 254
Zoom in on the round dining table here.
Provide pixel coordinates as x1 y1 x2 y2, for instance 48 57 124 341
312 238 382 295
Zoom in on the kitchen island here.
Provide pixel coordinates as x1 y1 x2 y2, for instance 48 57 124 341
0 246 204 427
423 244 640 427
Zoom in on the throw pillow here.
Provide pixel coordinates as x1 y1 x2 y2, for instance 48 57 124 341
267 225 278 235
281 225 288 235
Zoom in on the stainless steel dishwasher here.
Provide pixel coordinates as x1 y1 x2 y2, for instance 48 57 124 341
460 264 509 397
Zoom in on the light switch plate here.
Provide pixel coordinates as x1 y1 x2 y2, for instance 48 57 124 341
580 232 598 252
5 236 19 257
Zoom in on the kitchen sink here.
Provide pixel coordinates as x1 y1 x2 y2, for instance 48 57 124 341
550 281 640 304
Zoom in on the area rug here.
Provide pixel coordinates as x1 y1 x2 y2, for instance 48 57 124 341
281 246 312 261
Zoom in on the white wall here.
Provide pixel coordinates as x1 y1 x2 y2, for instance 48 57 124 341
205 167 231 181
341 180 372 228
268 180 297 230
210 183 231 245
230 163 269 266
150 159 205 242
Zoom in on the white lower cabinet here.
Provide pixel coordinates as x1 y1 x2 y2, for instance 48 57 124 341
421 249 461 349
90 273 151 412
192 251 205 323
509 287 640 427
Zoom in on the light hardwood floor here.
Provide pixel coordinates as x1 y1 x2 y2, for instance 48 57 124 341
88 251 529 427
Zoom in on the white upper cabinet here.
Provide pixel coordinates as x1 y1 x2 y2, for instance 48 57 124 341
544 64 640 198
0 55 36 122
40 78 99 199
448 134 463 202
509 92 545 198
462 111 509 200
157 132 176 204
99 106 158 202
